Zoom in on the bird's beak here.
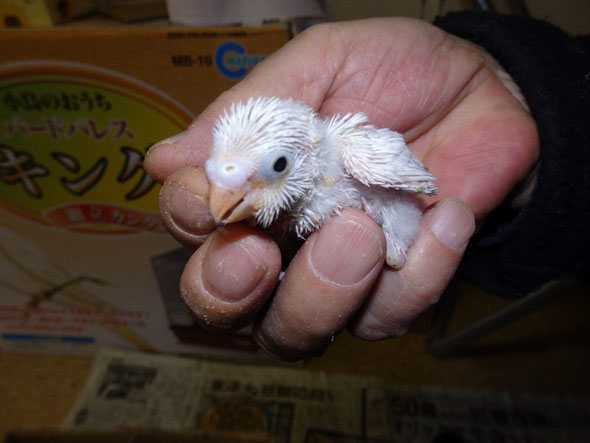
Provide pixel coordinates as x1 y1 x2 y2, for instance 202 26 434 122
208 184 257 224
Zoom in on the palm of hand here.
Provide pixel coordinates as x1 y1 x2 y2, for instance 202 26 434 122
144 18 538 360
298 19 536 219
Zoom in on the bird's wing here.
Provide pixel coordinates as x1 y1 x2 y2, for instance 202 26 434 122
329 113 438 195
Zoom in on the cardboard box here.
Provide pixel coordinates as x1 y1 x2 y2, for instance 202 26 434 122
0 23 290 361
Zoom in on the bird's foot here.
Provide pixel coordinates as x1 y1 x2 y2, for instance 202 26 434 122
385 246 407 269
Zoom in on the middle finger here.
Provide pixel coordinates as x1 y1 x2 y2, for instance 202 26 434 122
253 209 386 360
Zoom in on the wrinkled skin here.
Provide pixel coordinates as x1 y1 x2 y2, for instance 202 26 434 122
144 18 538 361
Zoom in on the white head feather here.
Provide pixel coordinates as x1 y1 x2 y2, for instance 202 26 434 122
206 97 318 227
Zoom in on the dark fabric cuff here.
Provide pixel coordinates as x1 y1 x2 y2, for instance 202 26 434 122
434 12 590 297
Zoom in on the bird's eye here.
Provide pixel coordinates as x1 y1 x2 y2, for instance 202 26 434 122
258 151 293 182
273 156 288 173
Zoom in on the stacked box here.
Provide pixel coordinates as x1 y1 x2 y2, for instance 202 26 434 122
0 24 290 361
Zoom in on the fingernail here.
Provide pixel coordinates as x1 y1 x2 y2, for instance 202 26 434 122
161 181 215 235
203 231 267 302
147 130 188 156
310 218 383 285
428 199 475 251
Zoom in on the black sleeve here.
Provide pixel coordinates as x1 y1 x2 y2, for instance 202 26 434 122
433 11 590 297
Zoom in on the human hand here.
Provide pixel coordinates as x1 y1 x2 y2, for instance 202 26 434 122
144 18 538 360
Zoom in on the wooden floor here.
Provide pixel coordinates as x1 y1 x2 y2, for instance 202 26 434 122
2 279 589 438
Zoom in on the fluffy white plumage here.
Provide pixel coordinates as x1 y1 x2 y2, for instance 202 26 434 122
205 97 438 268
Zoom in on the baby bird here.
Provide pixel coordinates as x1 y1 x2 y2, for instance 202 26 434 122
205 97 438 268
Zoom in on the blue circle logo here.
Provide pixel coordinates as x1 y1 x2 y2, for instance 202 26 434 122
215 41 266 80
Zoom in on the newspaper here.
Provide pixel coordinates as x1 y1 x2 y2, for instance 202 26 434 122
64 348 590 442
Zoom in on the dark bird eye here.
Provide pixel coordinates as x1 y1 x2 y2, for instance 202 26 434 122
258 151 293 182
273 156 288 173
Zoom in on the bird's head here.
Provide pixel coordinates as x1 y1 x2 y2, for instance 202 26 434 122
205 97 317 228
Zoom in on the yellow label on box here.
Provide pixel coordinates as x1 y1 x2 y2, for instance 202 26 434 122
0 61 193 233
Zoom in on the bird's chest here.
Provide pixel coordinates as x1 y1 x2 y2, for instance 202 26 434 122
280 174 362 237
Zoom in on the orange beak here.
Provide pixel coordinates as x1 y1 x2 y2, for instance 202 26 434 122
208 183 257 224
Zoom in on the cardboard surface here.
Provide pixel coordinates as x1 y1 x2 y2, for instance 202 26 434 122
0 24 290 359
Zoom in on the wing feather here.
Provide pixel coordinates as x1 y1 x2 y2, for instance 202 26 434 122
328 113 438 195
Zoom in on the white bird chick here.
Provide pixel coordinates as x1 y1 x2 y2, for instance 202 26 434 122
205 97 438 268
